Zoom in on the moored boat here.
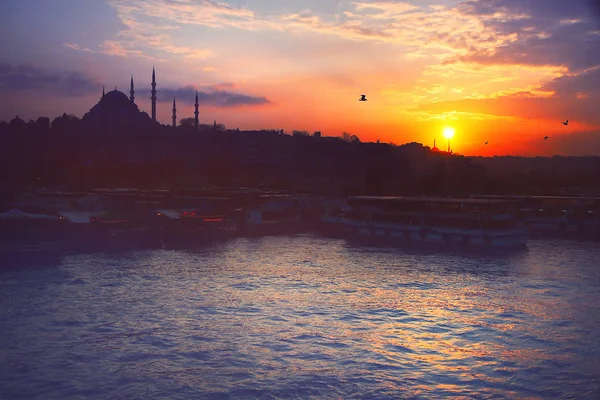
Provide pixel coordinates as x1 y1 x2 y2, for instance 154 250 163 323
471 195 600 239
0 209 62 264
320 196 528 248
152 208 237 247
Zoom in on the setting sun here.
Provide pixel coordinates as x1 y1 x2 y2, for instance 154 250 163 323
443 127 455 139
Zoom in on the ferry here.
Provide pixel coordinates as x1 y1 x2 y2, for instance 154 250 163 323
321 196 528 248
470 195 600 238
232 195 315 237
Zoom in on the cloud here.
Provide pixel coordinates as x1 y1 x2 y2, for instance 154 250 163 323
414 88 600 127
393 0 600 129
0 64 100 97
541 66 600 96
353 1 418 16
109 0 264 29
452 21 600 72
97 0 488 57
111 16 213 59
98 41 150 58
60 0 598 69
209 82 235 90
452 0 600 72
63 43 93 52
66 0 517 70
138 85 272 107
64 3 214 60
91 0 268 60
411 61 600 128
458 0 600 21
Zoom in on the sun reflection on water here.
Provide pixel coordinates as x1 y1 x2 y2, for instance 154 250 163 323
1 236 599 399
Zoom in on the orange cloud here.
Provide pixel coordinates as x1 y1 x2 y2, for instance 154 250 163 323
98 41 149 58
55 0 600 156
63 43 93 52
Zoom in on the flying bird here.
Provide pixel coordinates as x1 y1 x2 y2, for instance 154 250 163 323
485 141 488 145
562 120 569 126
544 136 549 140
359 95 367 101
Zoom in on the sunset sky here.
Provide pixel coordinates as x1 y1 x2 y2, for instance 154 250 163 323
1 0 600 156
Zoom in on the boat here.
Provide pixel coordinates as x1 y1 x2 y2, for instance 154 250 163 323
234 205 311 237
320 196 528 248
88 208 159 250
152 208 237 247
0 209 62 264
470 195 600 238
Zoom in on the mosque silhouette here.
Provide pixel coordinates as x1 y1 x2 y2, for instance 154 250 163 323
81 68 200 133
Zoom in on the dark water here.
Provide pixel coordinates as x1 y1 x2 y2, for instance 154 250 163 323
1 235 599 399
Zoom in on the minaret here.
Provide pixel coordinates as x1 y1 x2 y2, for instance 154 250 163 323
151 67 157 122
172 97 177 127
194 91 199 131
434 138 436 148
100 86 106 128
130 75 135 103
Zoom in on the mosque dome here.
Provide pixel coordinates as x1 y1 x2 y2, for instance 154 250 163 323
103 89 130 104
81 89 154 133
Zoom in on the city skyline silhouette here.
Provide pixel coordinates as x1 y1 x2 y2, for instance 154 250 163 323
1 0 600 156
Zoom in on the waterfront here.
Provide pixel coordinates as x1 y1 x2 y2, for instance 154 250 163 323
1 235 599 399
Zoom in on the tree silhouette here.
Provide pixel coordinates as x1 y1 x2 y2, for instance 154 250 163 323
341 132 360 143
212 120 226 131
180 117 195 127
51 113 80 134
9 116 26 131
35 117 50 132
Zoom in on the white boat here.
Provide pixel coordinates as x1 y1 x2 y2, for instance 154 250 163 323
321 196 528 248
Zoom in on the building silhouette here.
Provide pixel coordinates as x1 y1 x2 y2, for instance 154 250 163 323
77 68 200 132
81 88 149 132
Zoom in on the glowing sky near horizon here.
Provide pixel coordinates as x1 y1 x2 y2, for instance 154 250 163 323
1 0 600 156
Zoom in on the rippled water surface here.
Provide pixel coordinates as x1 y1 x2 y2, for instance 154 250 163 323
1 235 600 399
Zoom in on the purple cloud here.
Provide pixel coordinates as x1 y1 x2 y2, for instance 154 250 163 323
541 67 600 95
138 85 272 108
0 63 100 97
459 0 600 21
454 0 600 72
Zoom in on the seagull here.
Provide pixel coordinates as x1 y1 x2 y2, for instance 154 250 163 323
562 119 569 126
359 94 367 101
544 136 549 140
